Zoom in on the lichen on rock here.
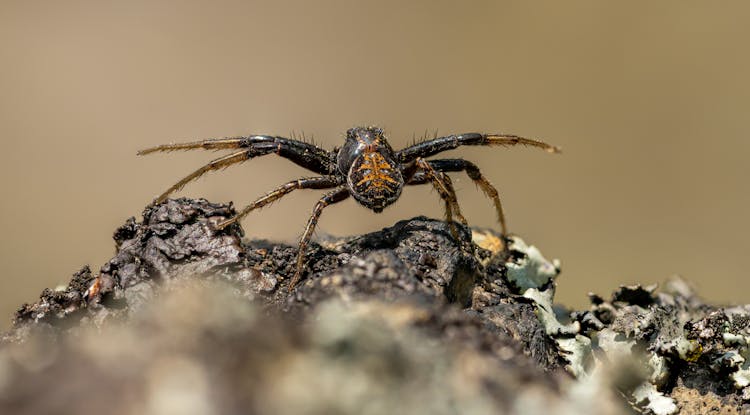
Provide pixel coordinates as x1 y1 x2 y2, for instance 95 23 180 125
2 198 749 414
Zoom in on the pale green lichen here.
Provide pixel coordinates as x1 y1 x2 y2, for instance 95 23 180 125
732 367 750 388
555 336 592 378
633 383 678 415
723 332 747 346
513 244 678 413
506 237 560 291
595 330 678 414
595 328 635 356
523 287 579 337
501 237 749 413
722 332 750 388
648 353 670 388
522 286 590 377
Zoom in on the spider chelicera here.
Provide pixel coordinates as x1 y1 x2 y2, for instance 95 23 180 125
138 126 560 289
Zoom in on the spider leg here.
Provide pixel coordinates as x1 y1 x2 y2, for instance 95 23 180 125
151 150 250 204
397 132 560 163
289 186 350 290
428 159 509 235
439 173 468 226
407 171 468 227
143 138 335 203
215 176 341 230
138 137 261 154
410 159 467 239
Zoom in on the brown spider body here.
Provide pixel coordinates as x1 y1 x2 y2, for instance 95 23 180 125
138 125 560 289
339 127 403 213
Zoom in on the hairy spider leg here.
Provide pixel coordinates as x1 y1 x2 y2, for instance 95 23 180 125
407 172 468 226
150 150 250 204
139 137 335 203
411 159 467 239
289 186 350 290
397 133 561 163
437 173 468 226
137 137 259 154
428 159 509 235
138 136 333 175
215 176 341 229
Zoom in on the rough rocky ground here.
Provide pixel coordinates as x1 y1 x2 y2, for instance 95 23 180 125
2 198 749 414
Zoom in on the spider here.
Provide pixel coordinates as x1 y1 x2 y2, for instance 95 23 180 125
138 126 560 289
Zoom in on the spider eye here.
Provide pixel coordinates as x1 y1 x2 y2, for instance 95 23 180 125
346 126 384 142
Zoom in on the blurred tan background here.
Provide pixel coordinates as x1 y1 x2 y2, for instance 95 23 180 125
1 0 749 328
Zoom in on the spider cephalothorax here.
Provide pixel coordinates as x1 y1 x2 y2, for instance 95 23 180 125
139 126 560 289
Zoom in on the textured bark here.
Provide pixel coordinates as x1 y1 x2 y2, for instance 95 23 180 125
2 198 748 414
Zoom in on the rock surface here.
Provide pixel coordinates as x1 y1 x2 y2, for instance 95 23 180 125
2 198 749 414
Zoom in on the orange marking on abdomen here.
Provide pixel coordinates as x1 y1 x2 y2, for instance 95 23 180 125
355 152 398 190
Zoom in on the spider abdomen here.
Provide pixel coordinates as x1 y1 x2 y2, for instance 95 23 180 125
347 151 403 212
